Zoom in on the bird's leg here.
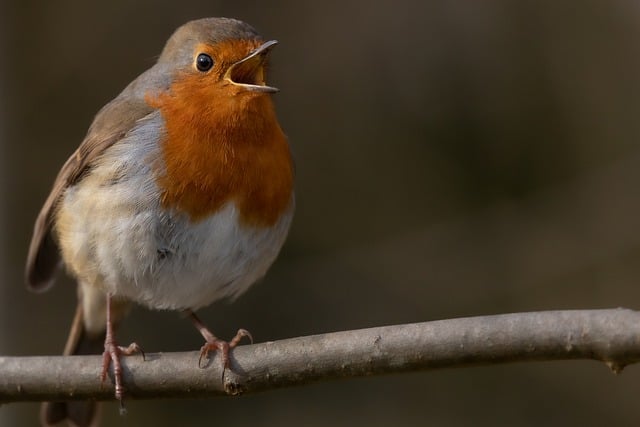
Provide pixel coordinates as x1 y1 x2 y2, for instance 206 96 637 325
100 294 143 410
186 310 252 369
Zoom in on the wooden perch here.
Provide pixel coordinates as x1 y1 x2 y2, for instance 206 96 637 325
2 308 640 403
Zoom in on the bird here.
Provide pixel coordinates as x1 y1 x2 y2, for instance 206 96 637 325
25 17 294 427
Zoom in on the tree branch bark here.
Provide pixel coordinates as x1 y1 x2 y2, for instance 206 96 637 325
2 308 640 403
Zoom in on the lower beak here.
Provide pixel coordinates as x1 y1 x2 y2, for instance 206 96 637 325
226 40 279 93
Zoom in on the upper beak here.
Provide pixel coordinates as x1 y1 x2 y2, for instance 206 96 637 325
226 40 279 93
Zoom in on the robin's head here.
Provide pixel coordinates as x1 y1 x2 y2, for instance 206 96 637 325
155 17 278 99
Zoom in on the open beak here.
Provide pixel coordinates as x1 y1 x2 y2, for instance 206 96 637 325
226 40 279 93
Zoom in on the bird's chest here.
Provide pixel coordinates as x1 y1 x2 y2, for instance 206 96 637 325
55 113 294 310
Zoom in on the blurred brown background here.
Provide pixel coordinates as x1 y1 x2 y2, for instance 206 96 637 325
3 0 640 426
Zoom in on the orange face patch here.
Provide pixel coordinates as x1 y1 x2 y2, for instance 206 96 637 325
146 39 293 227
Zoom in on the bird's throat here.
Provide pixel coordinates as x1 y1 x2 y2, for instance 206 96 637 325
147 85 294 227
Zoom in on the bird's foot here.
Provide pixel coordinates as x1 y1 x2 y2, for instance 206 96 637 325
198 328 253 369
187 310 252 369
100 294 144 412
100 340 144 413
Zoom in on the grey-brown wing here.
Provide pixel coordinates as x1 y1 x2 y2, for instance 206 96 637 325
26 97 154 292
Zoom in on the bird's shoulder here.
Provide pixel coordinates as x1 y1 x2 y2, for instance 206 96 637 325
26 87 156 291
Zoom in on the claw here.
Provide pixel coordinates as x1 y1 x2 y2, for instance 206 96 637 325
198 338 230 369
187 311 251 373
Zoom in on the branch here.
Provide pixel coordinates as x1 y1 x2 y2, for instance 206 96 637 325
2 308 640 402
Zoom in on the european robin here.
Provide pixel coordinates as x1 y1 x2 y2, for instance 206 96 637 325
25 17 294 427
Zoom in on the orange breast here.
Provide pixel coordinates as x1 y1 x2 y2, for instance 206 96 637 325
147 71 294 228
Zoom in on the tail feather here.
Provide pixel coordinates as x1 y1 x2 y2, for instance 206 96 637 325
40 304 104 427
41 401 100 427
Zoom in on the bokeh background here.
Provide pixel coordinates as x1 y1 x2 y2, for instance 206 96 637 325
3 0 640 425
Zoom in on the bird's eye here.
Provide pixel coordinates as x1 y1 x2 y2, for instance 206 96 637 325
195 53 214 72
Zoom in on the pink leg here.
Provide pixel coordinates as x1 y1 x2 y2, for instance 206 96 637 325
100 294 143 409
187 310 252 369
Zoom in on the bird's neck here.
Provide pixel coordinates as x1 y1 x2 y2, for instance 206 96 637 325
148 92 294 227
